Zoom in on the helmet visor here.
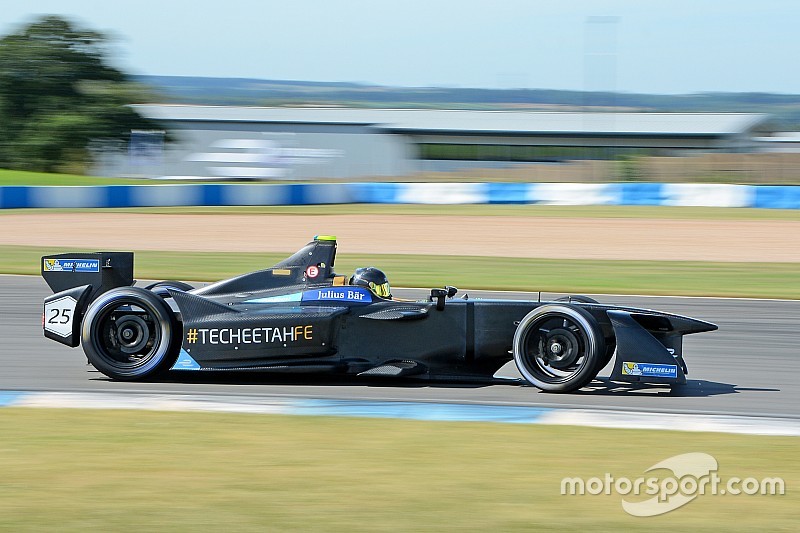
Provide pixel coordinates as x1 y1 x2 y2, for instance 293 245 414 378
369 281 391 298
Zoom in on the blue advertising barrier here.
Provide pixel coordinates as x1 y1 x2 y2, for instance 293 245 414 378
0 183 354 209
1 182 799 209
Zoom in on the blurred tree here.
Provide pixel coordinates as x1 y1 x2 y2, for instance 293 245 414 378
0 15 161 173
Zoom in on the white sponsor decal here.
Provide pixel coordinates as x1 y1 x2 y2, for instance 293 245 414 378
186 325 313 345
43 258 100 272
315 289 367 301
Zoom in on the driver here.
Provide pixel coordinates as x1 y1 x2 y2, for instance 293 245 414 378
350 267 392 299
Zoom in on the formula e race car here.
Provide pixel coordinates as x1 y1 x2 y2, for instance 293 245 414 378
41 236 717 393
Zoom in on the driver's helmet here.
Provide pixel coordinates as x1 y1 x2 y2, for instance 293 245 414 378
350 267 392 298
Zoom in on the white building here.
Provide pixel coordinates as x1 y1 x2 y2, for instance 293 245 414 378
102 105 771 180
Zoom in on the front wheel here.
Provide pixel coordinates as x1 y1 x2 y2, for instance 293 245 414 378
513 304 605 393
81 287 179 380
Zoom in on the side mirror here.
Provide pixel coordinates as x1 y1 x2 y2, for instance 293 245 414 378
430 287 458 310
429 288 447 311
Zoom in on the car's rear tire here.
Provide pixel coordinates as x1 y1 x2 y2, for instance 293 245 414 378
81 287 178 381
513 304 605 393
144 280 195 299
555 295 599 304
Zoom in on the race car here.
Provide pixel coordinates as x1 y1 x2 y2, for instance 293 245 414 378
41 235 717 393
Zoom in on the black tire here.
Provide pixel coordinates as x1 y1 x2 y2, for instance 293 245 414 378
144 280 195 299
81 287 179 381
554 296 615 372
555 295 599 304
513 304 605 393
596 341 616 373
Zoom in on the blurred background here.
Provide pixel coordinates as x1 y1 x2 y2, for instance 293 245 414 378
1 1 800 183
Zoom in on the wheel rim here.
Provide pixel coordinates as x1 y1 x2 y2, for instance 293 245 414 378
519 313 592 385
90 298 163 371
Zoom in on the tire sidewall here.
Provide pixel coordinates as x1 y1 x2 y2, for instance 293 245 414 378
554 295 599 304
81 287 176 380
513 304 604 393
144 280 195 292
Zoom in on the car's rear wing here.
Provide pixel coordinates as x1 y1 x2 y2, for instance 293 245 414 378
42 252 134 299
41 252 134 347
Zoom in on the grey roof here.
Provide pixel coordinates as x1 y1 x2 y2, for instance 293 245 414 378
134 105 769 137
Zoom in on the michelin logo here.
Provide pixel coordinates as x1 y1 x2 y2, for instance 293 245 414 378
622 362 678 379
43 258 100 273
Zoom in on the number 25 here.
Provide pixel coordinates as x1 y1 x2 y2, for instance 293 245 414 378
48 308 72 324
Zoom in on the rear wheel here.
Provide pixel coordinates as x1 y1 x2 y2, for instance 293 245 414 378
513 304 605 393
81 287 178 380
555 295 599 304
144 280 195 299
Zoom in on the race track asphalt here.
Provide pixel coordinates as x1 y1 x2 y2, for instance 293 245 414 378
2 275 798 418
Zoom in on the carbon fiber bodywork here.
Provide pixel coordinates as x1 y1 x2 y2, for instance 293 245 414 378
42 237 717 390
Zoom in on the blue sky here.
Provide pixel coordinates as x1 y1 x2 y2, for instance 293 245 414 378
4 0 800 94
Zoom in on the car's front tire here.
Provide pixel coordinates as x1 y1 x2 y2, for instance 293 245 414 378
81 287 178 380
513 304 605 393
554 295 616 372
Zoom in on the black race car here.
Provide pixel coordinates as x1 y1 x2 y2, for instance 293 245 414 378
41 236 717 393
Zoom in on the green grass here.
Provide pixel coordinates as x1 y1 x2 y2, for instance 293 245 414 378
0 169 265 186
0 409 795 531
5 245 800 298
2 203 800 220
0 169 151 186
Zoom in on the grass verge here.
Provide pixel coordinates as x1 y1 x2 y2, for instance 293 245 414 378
0 409 795 531
0 169 151 186
0 169 263 186
3 245 799 298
